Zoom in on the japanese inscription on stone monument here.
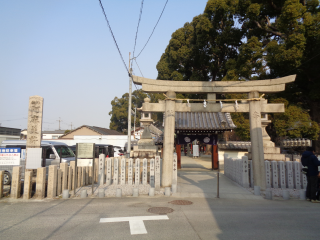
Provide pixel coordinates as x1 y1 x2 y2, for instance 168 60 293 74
26 96 43 149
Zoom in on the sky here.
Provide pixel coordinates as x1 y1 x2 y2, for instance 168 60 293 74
0 0 209 131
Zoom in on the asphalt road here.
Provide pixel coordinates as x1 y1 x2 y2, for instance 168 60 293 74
1 196 319 240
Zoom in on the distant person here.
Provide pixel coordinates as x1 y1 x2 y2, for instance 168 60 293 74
301 146 320 203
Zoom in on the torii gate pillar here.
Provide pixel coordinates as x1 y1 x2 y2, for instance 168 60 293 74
162 91 176 187
249 91 266 190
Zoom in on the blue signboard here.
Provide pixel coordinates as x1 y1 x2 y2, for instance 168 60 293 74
0 148 21 165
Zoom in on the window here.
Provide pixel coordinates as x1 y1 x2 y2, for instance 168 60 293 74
144 113 149 118
45 147 54 158
55 146 75 158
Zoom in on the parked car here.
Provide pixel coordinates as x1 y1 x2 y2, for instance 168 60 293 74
114 146 125 157
69 144 115 158
0 140 75 185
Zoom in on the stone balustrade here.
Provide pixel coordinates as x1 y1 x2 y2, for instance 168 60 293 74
224 154 307 190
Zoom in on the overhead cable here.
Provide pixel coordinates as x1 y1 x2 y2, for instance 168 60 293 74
132 0 144 67
98 0 129 74
135 0 169 58
134 58 144 78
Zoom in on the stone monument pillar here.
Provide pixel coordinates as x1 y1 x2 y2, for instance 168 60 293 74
26 96 44 149
162 91 176 187
249 92 266 190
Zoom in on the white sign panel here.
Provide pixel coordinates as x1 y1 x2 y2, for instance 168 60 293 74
193 145 199 157
77 143 94 158
26 148 42 169
77 159 93 167
0 148 21 166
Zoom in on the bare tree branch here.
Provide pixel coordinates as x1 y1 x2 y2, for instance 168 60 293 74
265 16 279 31
268 0 282 11
254 21 286 38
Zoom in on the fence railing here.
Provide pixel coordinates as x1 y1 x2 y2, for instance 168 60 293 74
224 154 307 189
4 156 164 199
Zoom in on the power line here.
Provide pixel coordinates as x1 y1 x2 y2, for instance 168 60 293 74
98 0 129 74
134 58 144 77
281 50 320 77
135 0 169 58
132 0 144 66
0 117 27 122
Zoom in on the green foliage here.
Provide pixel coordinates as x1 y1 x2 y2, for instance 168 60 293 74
109 90 147 133
155 0 320 142
230 113 251 140
109 90 164 133
64 130 71 134
272 104 320 140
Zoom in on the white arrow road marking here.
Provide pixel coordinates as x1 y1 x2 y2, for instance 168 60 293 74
100 215 169 235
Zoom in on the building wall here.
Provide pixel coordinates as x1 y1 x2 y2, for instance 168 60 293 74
60 127 98 139
0 135 21 145
42 134 64 140
47 135 134 148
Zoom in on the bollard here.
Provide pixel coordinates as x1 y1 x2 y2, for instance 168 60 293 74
172 184 177 194
299 189 306 200
98 189 105 198
133 188 139 197
282 190 290 200
116 188 122 198
81 190 87 198
254 186 260 196
0 171 3 198
62 189 69 199
149 188 155 197
265 189 273 200
23 171 32 200
165 187 171 197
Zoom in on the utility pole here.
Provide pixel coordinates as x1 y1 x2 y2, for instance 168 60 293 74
133 107 136 140
57 117 62 130
127 52 132 157
70 122 73 130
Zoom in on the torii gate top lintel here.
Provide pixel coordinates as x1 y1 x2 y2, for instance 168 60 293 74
132 75 296 94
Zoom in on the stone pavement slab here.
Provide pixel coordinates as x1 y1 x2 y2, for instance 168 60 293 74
175 156 262 200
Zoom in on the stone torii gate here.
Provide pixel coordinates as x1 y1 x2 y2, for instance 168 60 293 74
132 75 296 190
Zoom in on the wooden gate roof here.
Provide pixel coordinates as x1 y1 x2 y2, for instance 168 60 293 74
175 112 236 133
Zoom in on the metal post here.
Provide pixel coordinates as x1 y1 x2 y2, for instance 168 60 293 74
92 143 95 195
127 53 132 158
217 171 219 198
133 107 136 140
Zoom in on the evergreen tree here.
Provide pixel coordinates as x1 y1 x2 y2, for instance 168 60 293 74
156 0 320 148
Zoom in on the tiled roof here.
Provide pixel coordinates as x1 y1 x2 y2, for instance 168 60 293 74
42 130 66 134
175 112 236 130
218 141 251 150
87 126 124 135
59 125 123 138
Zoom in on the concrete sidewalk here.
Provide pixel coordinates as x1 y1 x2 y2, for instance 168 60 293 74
173 156 262 200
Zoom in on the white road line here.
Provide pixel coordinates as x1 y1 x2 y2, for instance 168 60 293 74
129 220 147 235
100 215 169 235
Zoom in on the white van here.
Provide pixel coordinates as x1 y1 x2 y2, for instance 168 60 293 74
0 140 75 185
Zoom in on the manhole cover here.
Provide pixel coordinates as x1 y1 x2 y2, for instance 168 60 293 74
169 200 193 205
147 207 174 215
